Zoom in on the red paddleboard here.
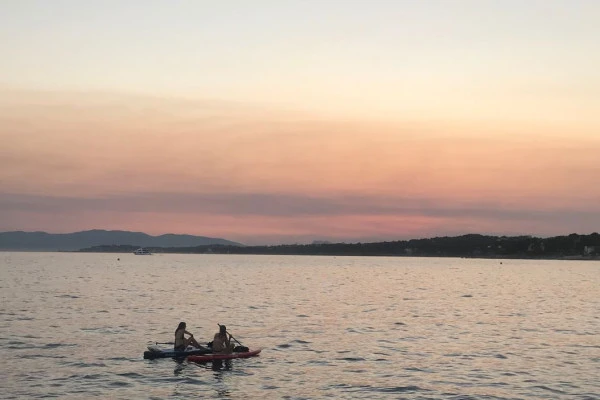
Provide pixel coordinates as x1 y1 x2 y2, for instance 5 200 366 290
187 348 261 362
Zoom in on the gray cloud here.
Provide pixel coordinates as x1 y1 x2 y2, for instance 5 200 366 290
1 191 598 223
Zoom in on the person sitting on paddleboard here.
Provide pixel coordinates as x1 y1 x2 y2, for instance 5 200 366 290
212 325 235 354
174 322 202 351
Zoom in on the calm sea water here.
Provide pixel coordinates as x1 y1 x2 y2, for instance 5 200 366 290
1 252 598 399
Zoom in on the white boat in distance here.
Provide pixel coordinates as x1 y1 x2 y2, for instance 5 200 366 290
134 247 152 255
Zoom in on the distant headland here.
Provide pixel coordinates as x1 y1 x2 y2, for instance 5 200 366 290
0 230 241 251
79 232 599 260
2 230 598 259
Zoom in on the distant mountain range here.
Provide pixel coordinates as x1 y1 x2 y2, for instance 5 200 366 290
0 230 243 251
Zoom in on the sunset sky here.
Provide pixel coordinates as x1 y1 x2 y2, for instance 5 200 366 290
1 0 599 245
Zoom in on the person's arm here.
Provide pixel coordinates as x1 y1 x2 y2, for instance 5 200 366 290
185 330 194 337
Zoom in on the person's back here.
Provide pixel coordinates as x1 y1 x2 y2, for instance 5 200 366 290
174 326 186 350
212 325 234 354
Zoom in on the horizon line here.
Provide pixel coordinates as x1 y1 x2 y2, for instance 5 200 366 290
2 228 598 247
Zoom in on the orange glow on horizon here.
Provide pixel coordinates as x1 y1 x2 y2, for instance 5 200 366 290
1 89 599 243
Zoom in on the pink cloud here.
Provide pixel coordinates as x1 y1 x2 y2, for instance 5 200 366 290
1 89 598 244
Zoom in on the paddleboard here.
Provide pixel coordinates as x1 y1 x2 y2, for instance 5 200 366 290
143 345 211 359
187 348 261 362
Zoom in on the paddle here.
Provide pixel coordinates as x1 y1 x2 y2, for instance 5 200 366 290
155 341 174 345
217 323 244 346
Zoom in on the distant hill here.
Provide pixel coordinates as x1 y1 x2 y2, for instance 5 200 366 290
0 230 243 251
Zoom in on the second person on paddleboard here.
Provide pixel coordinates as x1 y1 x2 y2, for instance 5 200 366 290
212 325 235 354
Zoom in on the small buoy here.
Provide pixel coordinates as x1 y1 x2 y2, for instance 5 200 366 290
117 258 120 261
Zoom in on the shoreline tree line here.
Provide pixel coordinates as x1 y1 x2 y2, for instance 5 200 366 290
79 233 600 259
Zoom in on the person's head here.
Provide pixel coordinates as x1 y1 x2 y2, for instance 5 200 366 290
219 325 226 335
176 322 186 333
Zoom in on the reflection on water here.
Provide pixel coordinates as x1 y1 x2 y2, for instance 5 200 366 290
1 252 599 399
173 359 186 376
210 359 232 372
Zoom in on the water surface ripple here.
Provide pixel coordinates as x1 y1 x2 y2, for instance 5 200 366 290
1 253 598 399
